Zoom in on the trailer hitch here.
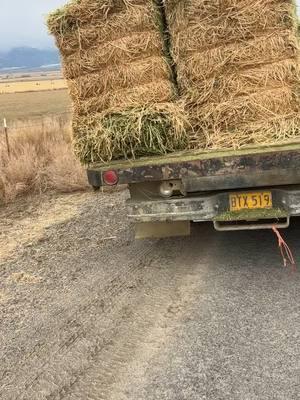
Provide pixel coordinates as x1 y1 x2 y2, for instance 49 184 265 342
213 216 290 231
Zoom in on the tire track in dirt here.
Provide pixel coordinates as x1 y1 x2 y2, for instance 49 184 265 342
18 247 168 399
2 192 298 400
19 247 156 399
18 236 206 400
1 237 156 399
0 191 214 400
0 193 90 262
0 191 132 398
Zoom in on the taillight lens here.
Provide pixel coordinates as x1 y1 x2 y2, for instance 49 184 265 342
103 170 118 186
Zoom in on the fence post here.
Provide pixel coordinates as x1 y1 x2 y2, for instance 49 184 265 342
58 116 64 130
3 118 10 158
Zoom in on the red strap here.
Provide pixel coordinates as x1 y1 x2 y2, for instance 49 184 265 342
272 227 296 272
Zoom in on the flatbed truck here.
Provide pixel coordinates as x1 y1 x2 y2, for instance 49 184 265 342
87 142 300 238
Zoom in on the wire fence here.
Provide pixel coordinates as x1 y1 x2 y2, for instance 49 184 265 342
3 111 72 128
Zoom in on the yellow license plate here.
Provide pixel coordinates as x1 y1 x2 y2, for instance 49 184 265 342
229 192 272 212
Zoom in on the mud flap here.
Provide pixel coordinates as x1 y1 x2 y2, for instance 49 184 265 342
135 221 191 239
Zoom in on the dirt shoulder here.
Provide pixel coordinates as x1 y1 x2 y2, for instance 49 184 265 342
0 189 206 400
0 192 91 262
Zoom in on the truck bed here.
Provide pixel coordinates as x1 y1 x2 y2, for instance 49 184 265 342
88 142 300 192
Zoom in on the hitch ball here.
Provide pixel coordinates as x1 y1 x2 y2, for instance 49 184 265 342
159 181 175 198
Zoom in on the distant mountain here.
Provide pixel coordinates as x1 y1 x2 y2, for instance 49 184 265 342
0 47 60 70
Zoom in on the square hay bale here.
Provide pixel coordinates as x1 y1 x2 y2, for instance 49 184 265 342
73 103 188 163
165 0 300 150
48 0 187 163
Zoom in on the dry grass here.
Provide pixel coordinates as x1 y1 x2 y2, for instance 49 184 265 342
9 271 41 284
0 117 89 204
0 70 62 83
0 90 71 122
0 80 67 94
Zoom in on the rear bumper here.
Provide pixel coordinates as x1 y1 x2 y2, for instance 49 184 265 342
128 187 300 225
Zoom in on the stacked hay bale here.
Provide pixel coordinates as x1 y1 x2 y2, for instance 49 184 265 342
165 0 300 150
48 0 188 163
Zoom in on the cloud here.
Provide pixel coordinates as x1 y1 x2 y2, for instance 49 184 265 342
0 0 67 50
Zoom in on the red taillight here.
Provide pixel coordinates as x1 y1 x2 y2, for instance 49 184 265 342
103 170 118 186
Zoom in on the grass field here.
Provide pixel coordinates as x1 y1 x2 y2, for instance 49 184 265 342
0 70 88 203
0 70 62 82
0 79 67 94
0 117 88 203
0 89 71 122
0 68 71 122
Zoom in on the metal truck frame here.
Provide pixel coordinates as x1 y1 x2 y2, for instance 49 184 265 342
87 142 300 237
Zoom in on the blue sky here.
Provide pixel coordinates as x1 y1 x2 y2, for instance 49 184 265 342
0 0 299 51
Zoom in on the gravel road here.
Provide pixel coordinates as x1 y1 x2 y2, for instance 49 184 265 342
0 190 299 400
